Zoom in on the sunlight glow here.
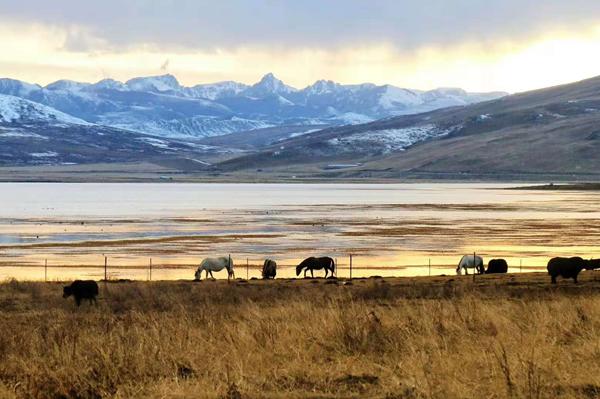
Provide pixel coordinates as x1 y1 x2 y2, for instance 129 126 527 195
1 22 600 92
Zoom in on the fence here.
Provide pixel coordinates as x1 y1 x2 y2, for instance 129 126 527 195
1 254 550 282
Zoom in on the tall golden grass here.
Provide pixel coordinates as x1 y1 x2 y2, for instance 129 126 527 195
1 273 600 398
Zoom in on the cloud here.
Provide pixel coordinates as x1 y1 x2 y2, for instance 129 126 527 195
1 0 600 52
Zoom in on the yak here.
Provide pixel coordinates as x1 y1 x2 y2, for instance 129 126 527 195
486 259 508 274
547 257 587 284
262 259 277 279
63 280 99 306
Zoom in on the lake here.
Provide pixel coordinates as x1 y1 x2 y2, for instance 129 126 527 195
1 182 599 280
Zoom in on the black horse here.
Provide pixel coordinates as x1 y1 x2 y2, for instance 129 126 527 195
296 257 335 278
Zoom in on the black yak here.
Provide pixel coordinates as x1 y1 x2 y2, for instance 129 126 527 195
262 259 277 279
547 257 587 284
584 258 600 270
63 280 99 306
486 259 508 274
296 257 335 278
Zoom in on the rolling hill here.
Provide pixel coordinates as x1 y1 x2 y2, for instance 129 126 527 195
216 75 600 180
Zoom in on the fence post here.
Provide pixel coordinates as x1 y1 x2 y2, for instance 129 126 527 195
520 259 522 273
349 254 353 280
149 258 152 281
44 259 47 282
429 258 431 277
247 258 249 280
104 256 108 282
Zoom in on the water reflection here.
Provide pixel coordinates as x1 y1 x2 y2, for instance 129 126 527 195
1 183 599 280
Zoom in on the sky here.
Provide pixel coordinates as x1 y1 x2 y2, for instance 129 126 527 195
1 0 600 93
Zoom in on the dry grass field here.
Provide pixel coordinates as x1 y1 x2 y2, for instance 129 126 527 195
1 272 600 398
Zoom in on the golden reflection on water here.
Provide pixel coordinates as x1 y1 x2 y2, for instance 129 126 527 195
1 183 600 281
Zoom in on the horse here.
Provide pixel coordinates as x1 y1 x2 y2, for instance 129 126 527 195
296 257 335 278
195 256 235 280
486 259 508 274
456 255 484 275
262 259 277 279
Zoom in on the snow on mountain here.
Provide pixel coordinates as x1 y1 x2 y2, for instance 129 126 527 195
378 86 423 110
90 79 129 91
126 74 182 93
0 74 507 139
326 125 457 154
187 81 249 100
106 115 272 138
303 80 342 96
0 78 41 97
0 94 90 125
45 80 91 92
242 73 298 98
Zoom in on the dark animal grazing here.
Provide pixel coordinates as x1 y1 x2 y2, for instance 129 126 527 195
296 257 335 278
262 259 277 279
584 258 600 270
486 259 508 274
63 280 99 306
547 257 587 284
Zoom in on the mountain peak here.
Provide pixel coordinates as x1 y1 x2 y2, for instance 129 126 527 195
245 73 297 97
45 80 91 91
306 79 340 95
91 78 128 91
0 78 41 97
126 74 181 93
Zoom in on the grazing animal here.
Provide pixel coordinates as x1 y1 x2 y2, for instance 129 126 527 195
195 256 235 280
584 258 600 270
547 257 587 284
63 280 98 306
296 257 335 278
262 259 277 279
486 259 508 274
456 255 484 275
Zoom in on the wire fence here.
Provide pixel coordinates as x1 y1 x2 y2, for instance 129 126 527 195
1 253 550 282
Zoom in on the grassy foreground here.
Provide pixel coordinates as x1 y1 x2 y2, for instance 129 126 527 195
1 273 600 398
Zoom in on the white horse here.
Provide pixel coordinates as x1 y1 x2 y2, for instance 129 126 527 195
195 256 235 280
456 255 484 275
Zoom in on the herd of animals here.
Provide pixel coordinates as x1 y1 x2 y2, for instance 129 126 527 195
61 254 600 306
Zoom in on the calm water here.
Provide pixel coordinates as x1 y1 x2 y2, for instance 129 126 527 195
1 182 599 280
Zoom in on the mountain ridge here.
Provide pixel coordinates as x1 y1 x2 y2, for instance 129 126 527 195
0 73 506 139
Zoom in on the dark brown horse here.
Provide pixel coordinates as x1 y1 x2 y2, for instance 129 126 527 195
296 257 335 278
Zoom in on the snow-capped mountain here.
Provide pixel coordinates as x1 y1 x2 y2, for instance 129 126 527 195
126 74 181 93
0 74 506 139
0 94 90 125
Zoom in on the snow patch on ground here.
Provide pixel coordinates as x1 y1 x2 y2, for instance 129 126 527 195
327 124 458 153
0 129 47 139
30 151 58 158
137 137 171 149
